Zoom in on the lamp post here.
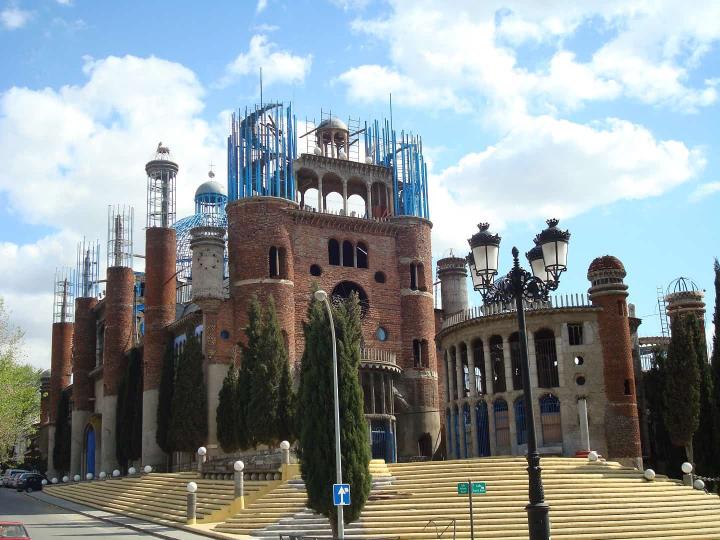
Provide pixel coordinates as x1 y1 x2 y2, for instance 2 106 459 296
467 219 570 540
314 289 344 540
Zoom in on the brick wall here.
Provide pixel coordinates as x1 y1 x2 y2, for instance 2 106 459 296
103 266 135 396
49 322 74 423
72 297 98 411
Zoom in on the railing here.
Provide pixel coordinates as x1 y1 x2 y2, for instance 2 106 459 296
361 347 397 365
297 204 392 222
441 293 592 330
423 518 456 539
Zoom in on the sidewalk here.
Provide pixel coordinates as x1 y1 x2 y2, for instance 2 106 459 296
27 490 252 540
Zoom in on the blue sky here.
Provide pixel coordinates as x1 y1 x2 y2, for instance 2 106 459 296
1 0 718 368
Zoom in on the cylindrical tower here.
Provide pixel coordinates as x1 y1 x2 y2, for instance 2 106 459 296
142 147 178 467
190 226 228 454
393 215 440 459
101 206 135 474
665 277 706 328
227 197 297 365
436 252 469 317
587 255 642 469
70 296 98 477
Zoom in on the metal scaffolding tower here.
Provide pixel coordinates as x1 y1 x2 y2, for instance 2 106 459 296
53 267 75 323
76 238 100 299
107 205 134 269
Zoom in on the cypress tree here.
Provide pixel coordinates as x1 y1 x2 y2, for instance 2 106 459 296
711 260 720 449
156 338 175 454
217 364 240 452
52 389 71 474
116 347 143 469
248 297 285 446
277 355 295 443
663 315 700 462
167 332 207 452
298 292 371 535
688 313 716 475
237 297 262 449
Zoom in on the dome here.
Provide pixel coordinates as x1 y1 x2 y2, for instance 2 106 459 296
588 255 625 273
195 180 227 199
317 117 348 132
668 276 700 294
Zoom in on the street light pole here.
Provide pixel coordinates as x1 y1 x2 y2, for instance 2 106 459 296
315 289 344 539
467 220 570 540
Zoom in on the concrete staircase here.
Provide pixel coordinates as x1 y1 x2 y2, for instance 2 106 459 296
44 471 274 525
213 457 720 539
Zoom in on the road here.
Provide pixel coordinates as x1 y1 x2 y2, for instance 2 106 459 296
0 484 167 539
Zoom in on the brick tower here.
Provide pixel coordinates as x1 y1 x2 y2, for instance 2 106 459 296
46 270 75 477
142 145 178 467
587 255 642 468
436 251 469 317
665 277 706 326
101 206 135 473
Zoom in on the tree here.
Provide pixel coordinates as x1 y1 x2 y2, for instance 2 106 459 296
167 332 207 452
663 315 700 462
711 260 720 446
0 297 40 463
297 292 371 535
156 339 175 454
277 355 295 444
52 389 71 474
247 297 286 446
216 364 240 452
237 297 263 449
116 347 143 469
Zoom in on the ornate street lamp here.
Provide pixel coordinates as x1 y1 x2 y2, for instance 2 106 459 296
467 219 570 540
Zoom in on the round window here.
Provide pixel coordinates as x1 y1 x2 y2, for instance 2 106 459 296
310 264 322 277
374 271 386 283
576 375 586 386
220 330 230 340
574 356 584 366
376 327 388 342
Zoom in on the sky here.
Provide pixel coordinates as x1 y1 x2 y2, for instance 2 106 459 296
1 0 718 369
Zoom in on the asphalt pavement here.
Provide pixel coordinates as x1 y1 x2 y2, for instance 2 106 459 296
0 485 219 540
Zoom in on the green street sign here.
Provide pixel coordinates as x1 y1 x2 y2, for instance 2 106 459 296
472 482 486 494
457 482 486 495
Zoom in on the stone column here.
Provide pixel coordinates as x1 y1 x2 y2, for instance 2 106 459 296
342 180 348 215
317 176 323 211
527 332 539 389
502 336 513 393
483 339 493 395
446 351 455 409
487 401 497 456
469 401 479 457
370 372 376 414
448 409 456 458
578 397 591 452
455 347 464 401
366 183 372 218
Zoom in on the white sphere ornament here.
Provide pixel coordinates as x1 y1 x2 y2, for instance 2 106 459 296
112 469 120 477
313 146 322 156
86 473 93 481
62 476 69 483
186 481 198 493
99 472 107 479
128 467 136 475
41 479 48 485
280 440 290 450
587 451 599 462
197 446 207 456
682 462 693 474
365 156 373 164
233 460 245 472
73 475 81 482
51 478 58 484
694 479 706 491
144 465 152 474
643 469 656 481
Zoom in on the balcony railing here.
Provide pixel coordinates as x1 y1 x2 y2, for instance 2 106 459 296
442 293 592 330
361 347 397 365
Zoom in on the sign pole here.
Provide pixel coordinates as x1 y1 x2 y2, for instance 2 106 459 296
468 479 475 540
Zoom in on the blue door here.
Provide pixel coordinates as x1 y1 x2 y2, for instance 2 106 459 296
86 427 96 475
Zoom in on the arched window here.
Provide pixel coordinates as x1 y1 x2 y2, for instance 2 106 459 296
509 332 523 390
328 239 340 266
460 343 469 396
535 329 559 388
269 246 279 277
472 339 486 394
475 401 491 457
414 339 429 368
342 240 354 267
463 403 471 458
417 262 427 291
539 394 562 445
490 335 506 392
331 281 369 318
514 397 527 445
494 399 510 450
356 241 368 268
410 262 418 290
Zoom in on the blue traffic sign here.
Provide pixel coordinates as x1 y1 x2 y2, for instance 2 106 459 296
333 483 351 506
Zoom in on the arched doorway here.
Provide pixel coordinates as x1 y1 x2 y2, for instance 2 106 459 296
85 425 96 476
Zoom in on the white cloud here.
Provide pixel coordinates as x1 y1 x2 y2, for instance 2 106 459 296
0 55 228 368
219 35 312 88
1 6 32 29
689 182 720 202
256 0 267 14
429 116 704 254
56 0 73 5
338 0 720 118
